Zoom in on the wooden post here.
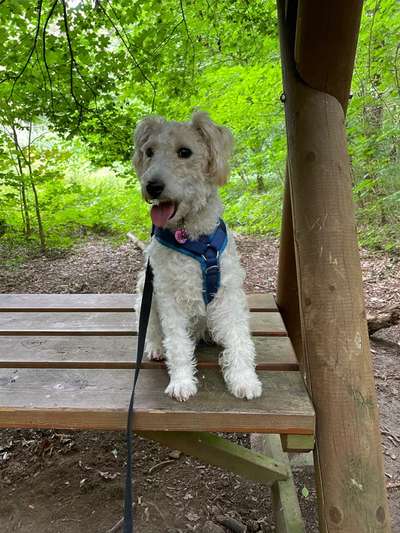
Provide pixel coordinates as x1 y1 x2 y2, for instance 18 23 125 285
276 170 304 366
251 434 306 533
276 0 391 531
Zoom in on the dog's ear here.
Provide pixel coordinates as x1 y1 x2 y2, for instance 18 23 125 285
132 116 165 174
191 111 233 186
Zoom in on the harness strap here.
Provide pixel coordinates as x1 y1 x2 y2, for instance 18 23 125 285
154 219 228 304
123 260 154 533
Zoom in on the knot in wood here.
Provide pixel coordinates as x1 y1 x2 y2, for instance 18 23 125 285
329 506 343 525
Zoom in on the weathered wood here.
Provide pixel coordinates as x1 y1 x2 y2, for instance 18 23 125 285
0 336 299 371
251 434 305 533
247 293 278 312
294 0 363 112
276 171 304 366
0 368 315 433
0 311 286 336
140 431 289 484
277 1 391 531
280 434 315 453
0 294 137 312
0 293 277 312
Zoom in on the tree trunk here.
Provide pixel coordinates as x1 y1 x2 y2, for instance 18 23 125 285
29 177 46 253
11 125 32 237
20 182 31 236
26 122 46 254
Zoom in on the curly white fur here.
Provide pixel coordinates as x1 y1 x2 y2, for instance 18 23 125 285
134 111 262 402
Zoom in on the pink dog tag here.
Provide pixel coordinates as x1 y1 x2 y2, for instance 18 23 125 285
175 228 188 243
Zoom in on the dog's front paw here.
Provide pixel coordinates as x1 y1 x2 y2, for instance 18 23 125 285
165 378 197 402
226 370 262 400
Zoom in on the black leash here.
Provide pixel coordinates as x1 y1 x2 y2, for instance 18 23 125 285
123 260 154 533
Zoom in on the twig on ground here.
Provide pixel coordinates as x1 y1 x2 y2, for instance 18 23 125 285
216 515 247 533
127 232 146 251
368 303 400 335
387 481 400 490
148 458 175 475
105 498 167 533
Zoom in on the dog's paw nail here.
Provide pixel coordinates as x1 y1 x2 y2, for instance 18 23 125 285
165 380 197 402
229 373 263 400
147 349 165 361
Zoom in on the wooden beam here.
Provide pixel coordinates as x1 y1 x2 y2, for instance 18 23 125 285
295 0 363 112
280 434 314 454
140 431 289 484
276 171 304 366
277 1 391 531
251 434 306 533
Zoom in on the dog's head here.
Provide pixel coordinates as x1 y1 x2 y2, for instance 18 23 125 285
133 111 233 228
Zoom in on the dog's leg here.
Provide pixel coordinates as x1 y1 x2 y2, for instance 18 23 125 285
136 270 164 360
208 288 262 400
157 297 197 401
145 297 165 361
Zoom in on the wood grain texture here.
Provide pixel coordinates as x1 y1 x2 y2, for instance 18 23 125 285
280 434 315 453
276 171 304 365
278 1 390 531
0 368 315 433
0 336 298 371
141 431 289 484
294 0 363 113
0 293 277 312
251 434 305 533
0 311 287 336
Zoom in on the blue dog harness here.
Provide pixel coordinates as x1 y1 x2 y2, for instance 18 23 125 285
153 219 228 305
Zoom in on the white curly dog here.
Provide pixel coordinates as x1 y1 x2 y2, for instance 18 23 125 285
133 111 262 402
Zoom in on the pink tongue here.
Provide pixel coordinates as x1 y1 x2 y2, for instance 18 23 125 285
150 202 175 228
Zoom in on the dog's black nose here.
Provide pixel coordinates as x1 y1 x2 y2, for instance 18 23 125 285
146 179 165 199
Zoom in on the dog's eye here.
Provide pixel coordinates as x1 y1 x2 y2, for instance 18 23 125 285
177 147 192 159
145 147 154 158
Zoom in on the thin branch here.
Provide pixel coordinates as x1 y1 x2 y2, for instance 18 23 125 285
179 0 196 80
151 19 184 57
35 45 48 95
105 0 140 53
367 0 381 87
42 0 59 114
99 1 156 110
394 42 400 94
61 0 84 125
9 0 43 99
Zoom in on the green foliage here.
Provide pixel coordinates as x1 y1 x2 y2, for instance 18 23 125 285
348 0 400 250
0 0 398 254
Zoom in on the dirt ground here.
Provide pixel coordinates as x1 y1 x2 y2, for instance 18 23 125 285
0 236 399 533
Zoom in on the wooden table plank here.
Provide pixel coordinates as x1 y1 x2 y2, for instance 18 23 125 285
0 293 277 312
0 336 298 370
247 293 277 311
0 294 136 312
0 311 287 336
0 368 314 433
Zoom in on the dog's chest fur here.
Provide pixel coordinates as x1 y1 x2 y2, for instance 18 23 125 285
146 231 244 318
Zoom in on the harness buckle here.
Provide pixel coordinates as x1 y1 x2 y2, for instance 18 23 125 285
205 265 220 274
201 250 220 263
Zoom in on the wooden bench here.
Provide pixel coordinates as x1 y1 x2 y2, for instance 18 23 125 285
0 293 314 532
